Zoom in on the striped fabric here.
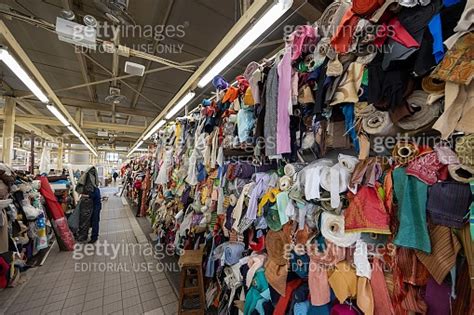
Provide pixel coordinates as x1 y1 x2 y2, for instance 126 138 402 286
416 225 461 284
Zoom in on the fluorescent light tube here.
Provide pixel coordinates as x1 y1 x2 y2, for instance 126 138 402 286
197 0 292 88
79 136 98 156
143 120 166 140
165 92 195 119
67 125 80 138
47 104 70 126
127 140 144 157
0 48 49 103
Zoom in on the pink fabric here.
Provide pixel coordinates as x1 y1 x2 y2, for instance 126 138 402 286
276 48 292 154
290 25 317 61
309 267 331 306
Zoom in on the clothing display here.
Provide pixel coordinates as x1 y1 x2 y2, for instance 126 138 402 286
121 1 473 314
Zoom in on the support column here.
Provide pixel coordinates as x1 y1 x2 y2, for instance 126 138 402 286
2 97 16 165
29 131 35 174
57 139 64 171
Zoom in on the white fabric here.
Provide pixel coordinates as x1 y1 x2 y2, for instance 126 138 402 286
155 148 173 185
354 239 372 279
320 212 360 247
231 183 254 231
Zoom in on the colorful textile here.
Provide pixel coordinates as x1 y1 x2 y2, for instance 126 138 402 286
392 167 431 253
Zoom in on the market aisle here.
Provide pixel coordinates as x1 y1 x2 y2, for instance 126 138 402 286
2 186 178 315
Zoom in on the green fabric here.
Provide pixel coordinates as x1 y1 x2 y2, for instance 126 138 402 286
276 191 290 226
393 167 431 253
264 202 282 231
244 268 270 315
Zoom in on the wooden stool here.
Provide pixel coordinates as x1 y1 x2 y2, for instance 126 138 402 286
178 249 206 315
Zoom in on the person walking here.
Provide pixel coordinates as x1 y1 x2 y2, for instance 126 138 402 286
89 186 102 244
113 171 118 183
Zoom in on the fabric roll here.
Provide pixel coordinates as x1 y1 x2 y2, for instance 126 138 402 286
393 167 431 253
416 225 461 284
213 241 245 266
360 105 398 135
321 212 361 247
395 90 442 131
422 76 445 94
448 164 474 183
284 163 305 178
278 176 292 192
392 141 419 165
320 154 359 208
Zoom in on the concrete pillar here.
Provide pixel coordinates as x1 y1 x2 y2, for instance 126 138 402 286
2 97 16 165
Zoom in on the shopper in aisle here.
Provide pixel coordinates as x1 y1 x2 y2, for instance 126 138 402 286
75 166 99 243
89 186 102 244
112 170 119 183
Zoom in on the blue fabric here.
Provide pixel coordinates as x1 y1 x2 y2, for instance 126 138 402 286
294 301 310 315
341 103 360 153
90 187 102 241
428 14 445 64
237 106 256 143
443 0 461 6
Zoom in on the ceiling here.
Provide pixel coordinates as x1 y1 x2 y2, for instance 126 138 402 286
0 0 328 150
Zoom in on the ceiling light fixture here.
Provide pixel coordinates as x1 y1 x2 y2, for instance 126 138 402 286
0 48 49 103
127 140 144 157
47 104 70 126
165 91 196 120
79 136 98 157
143 119 166 141
67 125 81 138
197 0 292 88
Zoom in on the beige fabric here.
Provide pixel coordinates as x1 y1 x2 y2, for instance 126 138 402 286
330 62 365 106
0 209 8 254
432 81 474 139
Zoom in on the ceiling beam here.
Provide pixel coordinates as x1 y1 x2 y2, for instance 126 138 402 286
133 0 272 150
130 0 175 110
0 19 95 149
291 0 323 22
0 112 146 133
25 97 158 118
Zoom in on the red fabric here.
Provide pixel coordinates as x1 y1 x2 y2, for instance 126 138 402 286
274 279 303 315
373 17 420 48
0 257 9 288
222 86 239 103
38 176 65 220
236 75 249 94
344 185 391 234
331 9 360 54
371 258 395 315
352 0 382 16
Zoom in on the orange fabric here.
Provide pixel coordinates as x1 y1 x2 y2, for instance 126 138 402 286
344 185 391 234
222 86 239 103
331 9 360 54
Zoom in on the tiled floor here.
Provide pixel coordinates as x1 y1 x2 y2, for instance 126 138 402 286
0 185 178 315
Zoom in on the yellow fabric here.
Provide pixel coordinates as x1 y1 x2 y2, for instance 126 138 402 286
243 88 255 106
328 261 357 303
357 277 374 315
258 188 280 216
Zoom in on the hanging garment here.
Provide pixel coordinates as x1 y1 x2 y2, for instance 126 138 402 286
264 63 279 157
276 48 292 154
392 167 431 253
76 166 99 195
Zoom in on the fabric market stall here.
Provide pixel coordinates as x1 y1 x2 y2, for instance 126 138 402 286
130 0 473 314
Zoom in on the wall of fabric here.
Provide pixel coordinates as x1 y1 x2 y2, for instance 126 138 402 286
132 0 474 313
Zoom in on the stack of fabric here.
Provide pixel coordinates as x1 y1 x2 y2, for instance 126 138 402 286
132 0 474 313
